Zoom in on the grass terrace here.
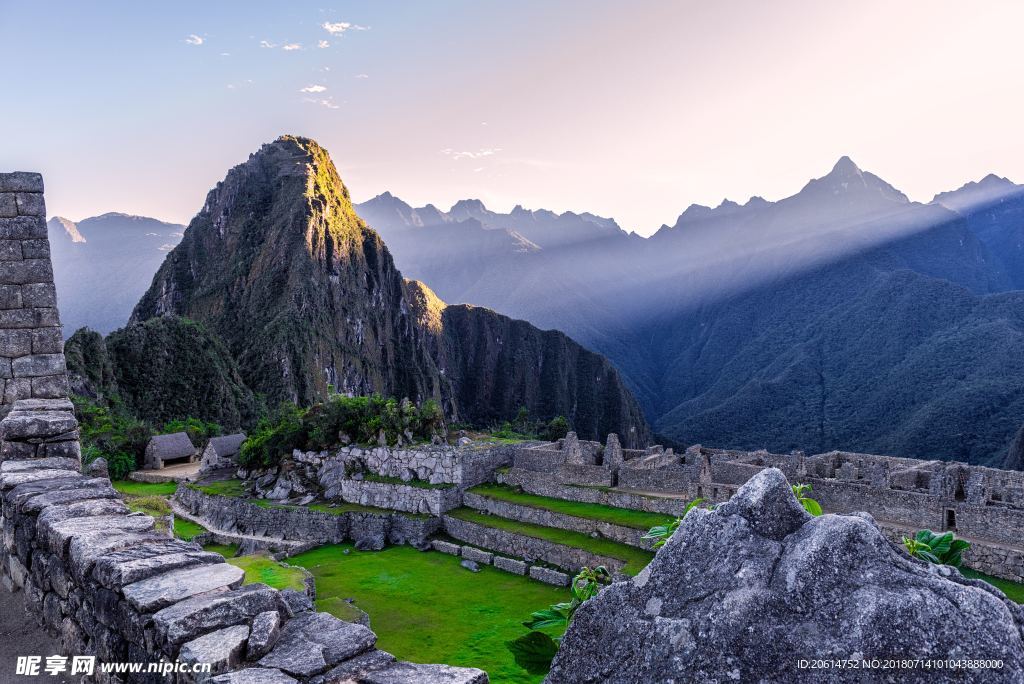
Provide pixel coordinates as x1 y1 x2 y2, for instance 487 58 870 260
291 544 566 683
962 569 1024 604
468 483 674 530
112 480 178 497
446 507 654 575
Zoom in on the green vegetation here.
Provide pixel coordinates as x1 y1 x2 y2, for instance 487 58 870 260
203 543 240 558
642 498 712 548
487 408 572 443
111 480 178 497
239 395 445 469
291 544 567 683
172 517 207 541
469 483 673 530
447 508 654 575
227 554 308 592
507 566 610 675
792 483 823 516
74 396 152 479
903 530 970 568
189 479 250 498
961 569 1024 604
124 495 170 518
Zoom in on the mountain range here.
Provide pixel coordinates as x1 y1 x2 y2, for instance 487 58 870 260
65 137 649 444
49 147 1024 467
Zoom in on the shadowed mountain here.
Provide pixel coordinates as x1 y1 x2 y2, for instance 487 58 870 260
128 136 649 444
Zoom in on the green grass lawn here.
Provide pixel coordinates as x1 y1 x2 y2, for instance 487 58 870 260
204 543 240 558
173 516 207 541
290 544 566 683
447 508 654 575
190 479 250 497
962 568 1024 604
203 543 307 592
112 480 178 496
468 483 674 531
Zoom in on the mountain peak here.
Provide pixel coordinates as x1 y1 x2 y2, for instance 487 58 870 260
831 155 861 176
47 216 86 243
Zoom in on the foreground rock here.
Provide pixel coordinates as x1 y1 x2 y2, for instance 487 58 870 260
548 468 1024 683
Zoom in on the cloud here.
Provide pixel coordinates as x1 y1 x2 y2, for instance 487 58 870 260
355 73 369 79
318 40 330 49
282 43 302 51
260 40 277 48
322 21 369 35
303 96 340 110
185 34 204 45
442 147 504 160
300 84 327 93
158 244 176 252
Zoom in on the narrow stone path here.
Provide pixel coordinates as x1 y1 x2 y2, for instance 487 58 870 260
0 589 74 683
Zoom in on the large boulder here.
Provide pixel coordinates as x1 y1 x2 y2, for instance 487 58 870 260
548 468 1024 683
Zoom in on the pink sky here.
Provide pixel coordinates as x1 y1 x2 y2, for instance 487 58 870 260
4 1 1024 235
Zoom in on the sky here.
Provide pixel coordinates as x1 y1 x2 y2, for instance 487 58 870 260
3 1 1024 236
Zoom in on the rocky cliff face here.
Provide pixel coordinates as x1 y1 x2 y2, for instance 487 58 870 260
65 319 260 429
549 468 1024 683
131 137 648 442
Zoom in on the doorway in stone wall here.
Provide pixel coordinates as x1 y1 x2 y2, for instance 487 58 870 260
945 509 957 531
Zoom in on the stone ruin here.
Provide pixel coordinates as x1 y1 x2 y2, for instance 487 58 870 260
548 468 1024 683
512 434 1024 582
0 172 486 683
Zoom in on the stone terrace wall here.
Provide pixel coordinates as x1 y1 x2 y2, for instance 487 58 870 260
0 173 67 408
500 468 686 516
174 486 441 548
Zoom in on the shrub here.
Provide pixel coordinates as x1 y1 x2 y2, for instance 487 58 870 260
542 416 571 442
791 483 823 516
903 530 970 568
74 395 152 477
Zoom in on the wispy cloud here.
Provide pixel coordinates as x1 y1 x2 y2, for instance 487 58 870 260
282 43 302 51
318 40 330 49
442 147 504 160
322 21 369 35
300 84 327 93
184 34 204 46
259 40 276 48
303 96 340 110
355 73 369 79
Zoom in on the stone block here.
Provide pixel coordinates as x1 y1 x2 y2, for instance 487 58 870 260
15 193 45 216
31 374 70 399
30 327 62 356
529 566 570 586
461 546 493 565
22 283 57 307
153 584 283 647
179 624 250 677
248 610 282 660
3 378 31 403
359 662 488 684
211 670 299 684
0 408 77 439
0 193 16 218
0 328 32 355
92 542 222 590
258 612 376 677
0 439 37 460
20 239 49 259
12 353 66 377
0 258 51 285
0 357 10 379
0 172 43 193
0 309 34 328
431 540 461 555
493 556 528 575
38 440 81 461
0 240 22 261
40 513 155 556
0 216 46 240
122 561 245 612
0 284 22 309
33 308 60 326
12 397 74 412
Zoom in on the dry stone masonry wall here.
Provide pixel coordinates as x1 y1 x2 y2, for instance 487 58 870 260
0 172 485 684
0 173 67 407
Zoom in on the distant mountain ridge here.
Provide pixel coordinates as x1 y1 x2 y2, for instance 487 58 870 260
127 136 649 444
51 153 1024 467
48 212 184 335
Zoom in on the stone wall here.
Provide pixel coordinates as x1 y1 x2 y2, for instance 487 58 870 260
338 480 462 516
462 492 654 549
441 515 628 577
500 468 686 516
174 486 440 548
0 173 67 408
